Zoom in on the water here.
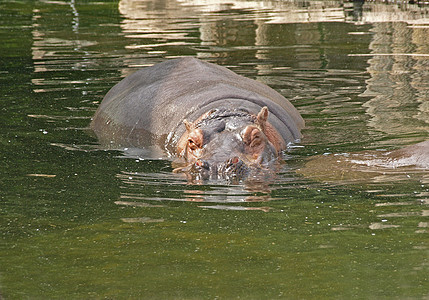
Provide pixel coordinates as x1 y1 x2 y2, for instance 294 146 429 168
1 0 428 298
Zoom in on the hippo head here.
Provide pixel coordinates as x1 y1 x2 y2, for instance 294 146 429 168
174 107 286 179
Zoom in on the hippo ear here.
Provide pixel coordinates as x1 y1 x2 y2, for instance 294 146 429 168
256 106 286 153
257 106 269 126
183 119 192 132
178 120 193 158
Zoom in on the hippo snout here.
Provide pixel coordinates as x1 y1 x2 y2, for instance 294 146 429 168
193 156 249 179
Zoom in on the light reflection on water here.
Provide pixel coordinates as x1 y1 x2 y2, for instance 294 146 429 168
1 0 429 298
115 164 301 205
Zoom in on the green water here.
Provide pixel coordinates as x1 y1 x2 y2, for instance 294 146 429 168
1 0 428 298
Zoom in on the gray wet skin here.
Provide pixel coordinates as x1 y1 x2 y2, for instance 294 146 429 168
91 57 304 178
91 57 304 149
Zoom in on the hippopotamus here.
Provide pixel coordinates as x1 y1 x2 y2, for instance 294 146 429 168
298 140 429 184
387 140 429 168
91 57 304 178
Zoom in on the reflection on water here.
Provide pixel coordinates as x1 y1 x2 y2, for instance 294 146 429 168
119 0 429 25
361 21 429 146
115 167 299 204
1 0 429 298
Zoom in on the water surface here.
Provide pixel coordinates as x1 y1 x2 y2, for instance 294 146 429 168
1 0 428 298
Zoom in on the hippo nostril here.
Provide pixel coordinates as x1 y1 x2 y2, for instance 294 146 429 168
225 156 240 167
195 159 210 170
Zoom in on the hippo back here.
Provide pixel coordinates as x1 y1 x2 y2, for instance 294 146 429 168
91 57 304 151
387 140 429 168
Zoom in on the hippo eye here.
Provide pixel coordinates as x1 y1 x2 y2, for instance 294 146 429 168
187 128 204 152
188 138 200 151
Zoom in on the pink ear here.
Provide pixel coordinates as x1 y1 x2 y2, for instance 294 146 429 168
257 106 268 125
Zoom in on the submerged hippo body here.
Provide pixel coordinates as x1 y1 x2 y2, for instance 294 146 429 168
91 57 304 177
299 140 429 184
386 140 429 168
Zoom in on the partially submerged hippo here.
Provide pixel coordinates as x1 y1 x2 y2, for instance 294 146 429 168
298 140 429 184
91 57 428 180
387 140 429 168
91 57 304 178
